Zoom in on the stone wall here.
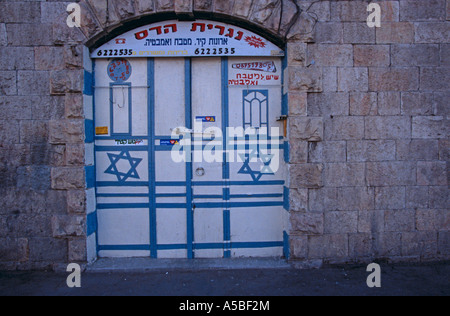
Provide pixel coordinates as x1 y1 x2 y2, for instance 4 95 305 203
0 0 448 270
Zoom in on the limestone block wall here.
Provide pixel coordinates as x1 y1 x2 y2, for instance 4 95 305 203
0 0 448 270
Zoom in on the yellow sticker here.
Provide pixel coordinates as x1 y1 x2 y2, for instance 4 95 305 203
95 126 108 135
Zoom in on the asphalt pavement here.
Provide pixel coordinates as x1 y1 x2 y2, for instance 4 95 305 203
0 259 448 297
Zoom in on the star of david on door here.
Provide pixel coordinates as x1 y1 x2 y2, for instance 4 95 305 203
105 151 143 182
238 149 275 182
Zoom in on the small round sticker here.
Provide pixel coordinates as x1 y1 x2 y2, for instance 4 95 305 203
107 58 132 82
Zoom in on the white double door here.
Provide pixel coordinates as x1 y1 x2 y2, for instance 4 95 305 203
95 57 287 259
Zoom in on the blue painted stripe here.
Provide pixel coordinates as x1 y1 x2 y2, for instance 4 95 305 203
148 58 157 259
223 210 231 258
221 57 230 180
284 141 290 163
96 181 149 187
97 201 283 210
85 119 94 143
185 58 194 259
97 193 149 198
283 186 290 211
85 165 95 189
95 146 149 152
98 241 284 252
96 180 285 187
283 231 290 260
84 70 93 96
87 211 98 237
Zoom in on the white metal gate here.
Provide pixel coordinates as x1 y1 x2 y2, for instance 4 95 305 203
92 21 288 259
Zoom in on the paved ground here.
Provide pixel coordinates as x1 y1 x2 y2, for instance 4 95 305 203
0 259 448 297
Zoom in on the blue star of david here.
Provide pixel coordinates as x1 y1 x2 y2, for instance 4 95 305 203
105 151 143 182
238 149 275 182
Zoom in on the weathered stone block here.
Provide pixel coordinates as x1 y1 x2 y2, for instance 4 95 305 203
17 166 51 191
291 212 324 235
338 67 368 92
438 232 450 256
290 235 307 259
308 141 347 163
337 187 375 211
324 163 365 187
6 23 53 46
349 92 378 116
420 67 450 91
385 210 415 232
400 0 446 21
354 45 390 67
314 22 343 44
0 96 32 120
406 186 429 209
69 237 87 261
343 22 375 44
366 162 416 186
0 120 20 147
112 0 136 18
18 71 50 96
415 22 450 43
401 92 435 116
0 71 17 96
358 210 384 233
347 140 396 162
375 186 406 210
52 215 86 238
194 0 212 11
391 44 440 67
288 92 307 116
19 120 49 144
308 187 337 212
439 139 450 160
417 161 448 186
322 67 337 92
369 68 419 91
0 238 28 262
308 234 348 259
289 117 323 142
373 232 402 257
307 93 349 116
324 211 358 234
66 144 85 166
396 139 439 161
429 186 449 209
51 167 85 190
289 140 308 164
0 2 41 23
289 188 308 212
50 70 83 95
416 209 450 231
0 23 6 47
412 116 448 139
307 44 353 67
402 231 438 258
287 43 307 67
67 190 87 214
377 92 401 116
290 163 324 189
376 22 414 43
324 116 364 140
28 237 67 262
87 0 120 27
365 116 411 139
0 47 34 70
49 119 84 144
330 1 368 22
349 233 373 258
288 67 322 92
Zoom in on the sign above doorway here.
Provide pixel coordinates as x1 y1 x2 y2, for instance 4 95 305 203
91 20 285 59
